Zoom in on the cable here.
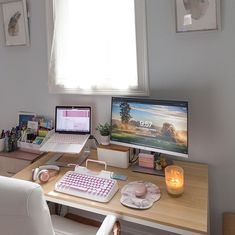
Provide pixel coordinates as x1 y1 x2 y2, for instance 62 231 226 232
89 135 100 146
129 148 139 164
129 155 139 165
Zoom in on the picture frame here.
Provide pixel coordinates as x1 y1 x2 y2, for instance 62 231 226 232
1 0 29 46
18 111 36 128
175 0 219 32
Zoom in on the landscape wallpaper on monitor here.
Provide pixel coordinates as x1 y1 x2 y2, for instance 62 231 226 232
111 100 188 154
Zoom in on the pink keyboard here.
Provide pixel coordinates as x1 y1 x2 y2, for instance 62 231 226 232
55 171 119 202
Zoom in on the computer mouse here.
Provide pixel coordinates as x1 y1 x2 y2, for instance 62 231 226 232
134 183 147 198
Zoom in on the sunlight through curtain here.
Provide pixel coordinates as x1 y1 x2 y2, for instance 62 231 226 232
49 0 148 95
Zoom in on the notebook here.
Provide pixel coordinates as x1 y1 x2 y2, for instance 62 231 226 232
40 106 91 154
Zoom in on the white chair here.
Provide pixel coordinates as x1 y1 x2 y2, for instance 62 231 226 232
0 176 120 235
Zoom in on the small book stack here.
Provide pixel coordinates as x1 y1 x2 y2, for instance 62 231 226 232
138 153 154 169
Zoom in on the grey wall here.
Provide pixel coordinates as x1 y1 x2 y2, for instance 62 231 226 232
0 0 234 234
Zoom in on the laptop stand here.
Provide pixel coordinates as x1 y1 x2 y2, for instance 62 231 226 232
45 149 90 167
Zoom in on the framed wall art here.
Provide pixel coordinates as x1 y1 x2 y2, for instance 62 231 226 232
1 0 29 46
175 0 220 32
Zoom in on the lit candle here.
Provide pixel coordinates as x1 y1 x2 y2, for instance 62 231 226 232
165 165 184 196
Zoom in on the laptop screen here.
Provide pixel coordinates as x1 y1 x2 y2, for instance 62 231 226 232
55 106 91 134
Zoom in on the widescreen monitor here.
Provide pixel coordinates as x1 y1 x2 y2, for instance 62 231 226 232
110 97 188 158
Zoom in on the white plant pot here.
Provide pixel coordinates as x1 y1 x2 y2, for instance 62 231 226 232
100 135 110 145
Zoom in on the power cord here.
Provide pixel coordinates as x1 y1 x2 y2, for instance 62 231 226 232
129 148 139 164
89 135 100 146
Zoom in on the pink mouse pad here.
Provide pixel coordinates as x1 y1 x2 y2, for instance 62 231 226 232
120 181 161 209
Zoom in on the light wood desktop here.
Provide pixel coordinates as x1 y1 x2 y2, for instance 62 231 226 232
13 151 208 235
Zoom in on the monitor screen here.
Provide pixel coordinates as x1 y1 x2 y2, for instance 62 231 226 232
55 106 91 134
110 97 188 158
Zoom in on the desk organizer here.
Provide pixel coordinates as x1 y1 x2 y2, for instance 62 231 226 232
17 130 53 154
97 144 130 168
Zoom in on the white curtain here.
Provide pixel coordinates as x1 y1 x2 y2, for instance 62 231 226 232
49 0 140 94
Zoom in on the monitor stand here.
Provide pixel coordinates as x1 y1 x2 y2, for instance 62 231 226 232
45 149 90 167
131 163 165 176
131 159 173 177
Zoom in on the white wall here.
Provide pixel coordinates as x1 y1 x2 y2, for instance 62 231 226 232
0 0 234 234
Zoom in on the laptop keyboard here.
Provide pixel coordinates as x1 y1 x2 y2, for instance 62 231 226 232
48 133 88 144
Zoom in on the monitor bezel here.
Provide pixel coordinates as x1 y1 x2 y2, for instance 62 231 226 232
110 97 188 158
55 106 91 134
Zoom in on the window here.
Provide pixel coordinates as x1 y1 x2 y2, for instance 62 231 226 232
46 0 149 95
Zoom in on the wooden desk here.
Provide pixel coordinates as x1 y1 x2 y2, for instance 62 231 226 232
0 150 40 177
13 151 208 235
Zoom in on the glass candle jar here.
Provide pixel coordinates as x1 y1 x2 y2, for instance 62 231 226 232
165 165 184 196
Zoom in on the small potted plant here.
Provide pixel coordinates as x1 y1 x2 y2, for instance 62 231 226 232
96 122 111 145
155 158 162 171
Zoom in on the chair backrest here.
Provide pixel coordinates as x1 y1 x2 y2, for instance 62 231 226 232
0 176 55 235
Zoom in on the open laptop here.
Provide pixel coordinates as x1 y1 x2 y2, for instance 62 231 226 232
40 106 91 154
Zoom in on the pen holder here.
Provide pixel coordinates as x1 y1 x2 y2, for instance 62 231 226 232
0 138 5 152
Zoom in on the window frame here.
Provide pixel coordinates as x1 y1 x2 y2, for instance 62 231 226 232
45 0 149 96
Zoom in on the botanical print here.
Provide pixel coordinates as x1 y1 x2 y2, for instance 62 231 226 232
1 0 29 46
183 0 209 20
8 11 21 36
176 0 218 32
